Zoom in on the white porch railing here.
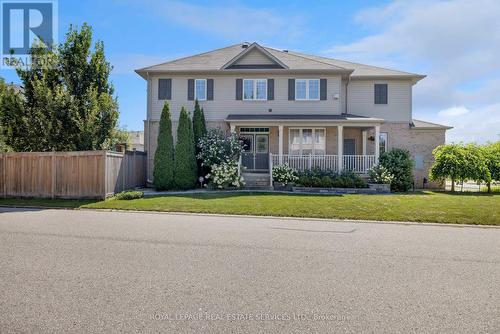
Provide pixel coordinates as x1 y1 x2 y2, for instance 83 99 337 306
272 154 339 171
270 154 376 174
343 155 377 174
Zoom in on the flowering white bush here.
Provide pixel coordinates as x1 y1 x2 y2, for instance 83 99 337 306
205 161 245 189
197 129 243 167
368 164 395 184
272 164 298 184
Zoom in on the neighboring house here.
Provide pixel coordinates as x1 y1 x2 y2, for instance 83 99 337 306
127 131 144 151
136 42 451 188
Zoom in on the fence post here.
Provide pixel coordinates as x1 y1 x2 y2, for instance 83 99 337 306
51 151 56 198
103 151 108 199
122 152 126 191
2 153 5 198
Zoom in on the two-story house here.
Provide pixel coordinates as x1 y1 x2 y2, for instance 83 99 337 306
136 42 451 188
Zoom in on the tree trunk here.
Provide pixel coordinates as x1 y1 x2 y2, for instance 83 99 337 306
487 182 491 193
451 178 455 192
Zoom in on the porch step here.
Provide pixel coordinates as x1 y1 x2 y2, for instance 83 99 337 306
242 172 271 189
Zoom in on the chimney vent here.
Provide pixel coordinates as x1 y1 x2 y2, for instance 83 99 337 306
242 43 249 49
282 49 288 53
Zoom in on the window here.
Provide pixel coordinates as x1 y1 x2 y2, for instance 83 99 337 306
240 127 269 133
295 79 320 100
289 128 325 155
243 79 267 100
379 132 388 154
195 79 206 101
374 84 388 104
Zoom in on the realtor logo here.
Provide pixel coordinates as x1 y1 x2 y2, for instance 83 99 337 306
1 0 57 68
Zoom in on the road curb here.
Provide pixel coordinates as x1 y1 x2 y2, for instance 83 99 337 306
1 204 498 229
76 207 500 229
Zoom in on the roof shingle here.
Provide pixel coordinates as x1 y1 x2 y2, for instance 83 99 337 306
136 42 424 80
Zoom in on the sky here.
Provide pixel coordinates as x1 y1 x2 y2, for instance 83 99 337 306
1 0 499 143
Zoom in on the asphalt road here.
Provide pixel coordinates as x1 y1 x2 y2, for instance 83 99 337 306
0 208 499 333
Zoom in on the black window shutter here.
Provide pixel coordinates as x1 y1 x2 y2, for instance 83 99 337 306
188 79 194 101
288 79 295 100
382 84 388 104
207 79 214 100
267 79 274 100
158 78 171 100
320 79 327 100
236 79 243 100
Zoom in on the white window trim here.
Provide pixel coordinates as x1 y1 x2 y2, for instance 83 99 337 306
295 79 320 101
243 79 267 101
288 128 326 155
379 132 388 154
194 79 207 101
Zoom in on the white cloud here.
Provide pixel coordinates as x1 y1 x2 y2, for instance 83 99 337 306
431 104 500 143
326 0 500 143
138 0 305 42
438 106 469 117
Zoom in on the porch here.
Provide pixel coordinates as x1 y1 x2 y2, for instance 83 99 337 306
227 114 384 178
270 153 377 174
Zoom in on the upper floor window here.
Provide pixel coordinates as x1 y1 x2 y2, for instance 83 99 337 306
243 79 267 100
374 84 388 104
195 79 207 101
296 79 319 100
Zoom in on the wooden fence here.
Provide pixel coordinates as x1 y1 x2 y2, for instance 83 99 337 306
0 150 146 199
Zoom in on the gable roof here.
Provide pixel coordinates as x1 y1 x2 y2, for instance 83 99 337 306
135 42 424 82
221 43 288 69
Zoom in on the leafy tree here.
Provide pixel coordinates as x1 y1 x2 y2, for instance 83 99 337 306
192 100 207 145
460 144 490 190
0 78 13 152
192 100 207 176
0 82 28 151
2 23 119 152
483 141 500 193
58 23 118 150
430 144 467 192
379 148 414 192
174 107 197 189
153 103 175 190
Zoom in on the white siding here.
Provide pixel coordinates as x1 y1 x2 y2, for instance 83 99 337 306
234 49 276 65
150 74 342 121
346 79 411 122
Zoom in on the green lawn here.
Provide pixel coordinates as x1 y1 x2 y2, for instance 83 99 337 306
0 198 96 208
79 191 500 225
2 192 499 225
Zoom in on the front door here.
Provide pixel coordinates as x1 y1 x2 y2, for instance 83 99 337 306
241 134 269 171
344 139 356 155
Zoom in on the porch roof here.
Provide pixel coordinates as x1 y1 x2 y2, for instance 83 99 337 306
225 113 384 124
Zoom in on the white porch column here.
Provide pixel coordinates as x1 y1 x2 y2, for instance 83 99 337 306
374 125 380 163
230 124 236 133
278 125 284 164
337 125 343 172
362 130 367 155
